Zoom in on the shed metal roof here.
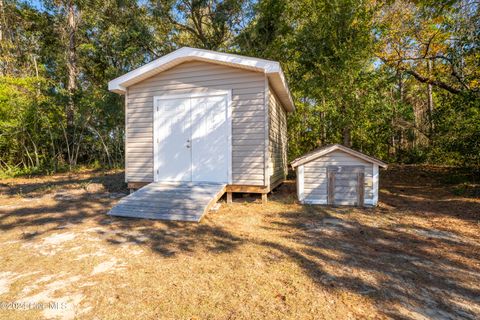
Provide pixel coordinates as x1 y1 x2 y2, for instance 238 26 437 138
108 47 295 112
291 144 388 168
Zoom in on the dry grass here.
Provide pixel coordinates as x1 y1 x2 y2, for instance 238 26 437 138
0 166 479 319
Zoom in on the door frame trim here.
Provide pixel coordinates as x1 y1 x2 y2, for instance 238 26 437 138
327 165 365 206
153 90 233 184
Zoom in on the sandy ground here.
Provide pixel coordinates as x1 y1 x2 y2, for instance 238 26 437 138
0 166 479 319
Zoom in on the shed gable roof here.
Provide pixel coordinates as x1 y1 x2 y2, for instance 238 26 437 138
108 47 295 112
291 144 388 168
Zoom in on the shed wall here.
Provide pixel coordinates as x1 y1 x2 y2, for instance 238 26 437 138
125 61 266 185
300 150 374 203
268 88 288 186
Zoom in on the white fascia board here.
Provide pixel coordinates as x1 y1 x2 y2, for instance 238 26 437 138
291 145 337 168
190 47 281 71
108 48 191 93
108 47 295 111
109 47 278 93
291 144 387 168
267 72 295 112
108 84 126 94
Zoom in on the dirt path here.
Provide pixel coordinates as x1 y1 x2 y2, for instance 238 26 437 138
0 166 478 319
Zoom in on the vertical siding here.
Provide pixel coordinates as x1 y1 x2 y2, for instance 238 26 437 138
302 150 374 202
124 94 128 183
125 61 266 185
268 88 288 186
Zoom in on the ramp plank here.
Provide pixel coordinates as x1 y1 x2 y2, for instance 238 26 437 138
108 182 226 222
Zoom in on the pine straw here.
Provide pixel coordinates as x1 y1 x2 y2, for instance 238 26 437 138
0 166 479 319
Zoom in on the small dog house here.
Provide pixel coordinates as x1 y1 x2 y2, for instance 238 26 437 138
291 144 387 206
108 47 294 204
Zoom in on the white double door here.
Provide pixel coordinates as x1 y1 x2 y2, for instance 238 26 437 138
154 94 230 183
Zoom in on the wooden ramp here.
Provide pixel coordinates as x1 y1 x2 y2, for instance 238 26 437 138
108 182 226 222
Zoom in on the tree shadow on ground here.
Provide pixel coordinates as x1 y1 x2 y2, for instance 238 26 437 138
0 193 114 238
261 183 480 319
97 218 244 257
263 176 480 319
0 170 127 197
379 189 480 222
99 181 480 319
0 175 244 255
1 167 479 319
379 165 480 222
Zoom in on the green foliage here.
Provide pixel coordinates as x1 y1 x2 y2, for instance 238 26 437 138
239 0 479 166
0 0 478 176
431 92 480 166
0 76 62 171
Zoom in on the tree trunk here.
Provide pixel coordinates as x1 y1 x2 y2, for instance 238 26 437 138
320 95 326 145
66 0 77 161
0 0 6 76
391 71 404 157
341 104 351 147
48 126 57 171
89 125 112 167
26 131 40 167
427 59 434 138
412 105 418 148
342 125 351 147
0 0 4 42
320 111 326 145
398 71 404 102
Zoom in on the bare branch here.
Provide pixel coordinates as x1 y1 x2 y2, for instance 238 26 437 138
378 56 463 94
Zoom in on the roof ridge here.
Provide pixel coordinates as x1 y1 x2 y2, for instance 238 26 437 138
108 47 294 112
291 144 387 168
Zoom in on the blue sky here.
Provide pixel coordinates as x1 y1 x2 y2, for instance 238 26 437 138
26 0 45 10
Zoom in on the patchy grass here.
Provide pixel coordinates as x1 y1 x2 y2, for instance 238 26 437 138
0 166 479 319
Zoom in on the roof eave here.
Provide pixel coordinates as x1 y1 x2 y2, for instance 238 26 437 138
267 70 295 112
291 144 387 168
108 47 295 111
108 82 126 94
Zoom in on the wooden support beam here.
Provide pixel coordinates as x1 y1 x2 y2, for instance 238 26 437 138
128 182 149 190
261 193 268 204
226 185 269 194
226 192 233 204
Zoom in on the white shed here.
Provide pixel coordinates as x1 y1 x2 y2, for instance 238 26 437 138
291 144 387 207
108 47 294 210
